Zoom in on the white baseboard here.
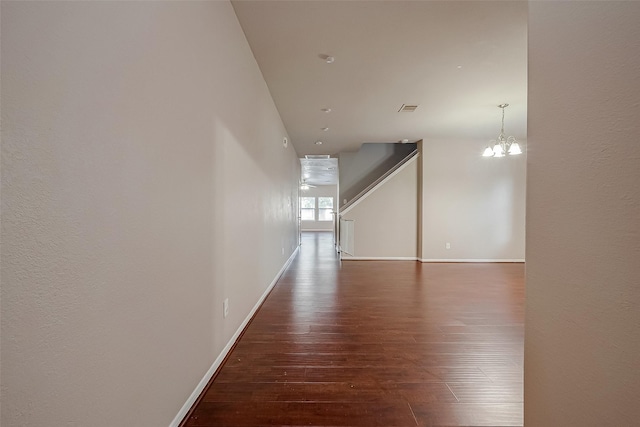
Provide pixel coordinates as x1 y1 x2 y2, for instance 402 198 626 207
169 246 300 427
420 258 525 263
338 256 525 263
341 256 419 261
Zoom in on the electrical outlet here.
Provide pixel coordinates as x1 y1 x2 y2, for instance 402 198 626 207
223 298 229 318
446 242 451 249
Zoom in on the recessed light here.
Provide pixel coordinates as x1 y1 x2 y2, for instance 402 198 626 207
321 127 329 132
315 141 323 145
325 56 335 64
457 65 463 69
321 108 332 113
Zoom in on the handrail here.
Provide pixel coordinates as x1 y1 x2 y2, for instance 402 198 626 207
340 148 418 213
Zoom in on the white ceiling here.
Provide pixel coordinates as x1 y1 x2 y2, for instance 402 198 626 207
232 0 528 157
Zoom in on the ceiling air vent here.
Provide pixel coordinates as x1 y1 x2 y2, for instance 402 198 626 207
398 104 419 112
305 154 331 159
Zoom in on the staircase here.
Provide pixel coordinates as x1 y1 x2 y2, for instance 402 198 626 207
340 144 418 214
336 143 419 258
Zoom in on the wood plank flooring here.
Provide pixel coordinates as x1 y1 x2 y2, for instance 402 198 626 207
183 231 524 427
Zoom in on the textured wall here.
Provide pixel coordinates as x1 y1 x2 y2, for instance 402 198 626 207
526 2 640 426
1 2 299 426
341 158 418 258
421 138 526 261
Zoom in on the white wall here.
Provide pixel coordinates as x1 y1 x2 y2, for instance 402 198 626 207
300 185 337 231
0 2 299 426
421 138 526 261
341 158 418 259
526 2 640 426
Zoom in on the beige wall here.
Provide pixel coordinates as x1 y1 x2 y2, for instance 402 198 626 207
300 185 337 231
341 158 418 259
421 138 526 261
0 2 299 426
527 2 640 426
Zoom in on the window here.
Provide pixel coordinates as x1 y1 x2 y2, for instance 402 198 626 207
300 197 315 220
318 197 334 221
300 196 334 221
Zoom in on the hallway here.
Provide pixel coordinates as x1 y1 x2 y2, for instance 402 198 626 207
184 231 524 426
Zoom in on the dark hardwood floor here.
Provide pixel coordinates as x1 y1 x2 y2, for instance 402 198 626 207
183 231 524 426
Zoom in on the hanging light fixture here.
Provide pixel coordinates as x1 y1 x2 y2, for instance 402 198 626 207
483 103 522 157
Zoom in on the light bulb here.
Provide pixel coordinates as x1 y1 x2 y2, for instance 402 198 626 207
508 142 522 155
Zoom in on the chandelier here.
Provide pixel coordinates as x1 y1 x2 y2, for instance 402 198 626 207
483 103 522 157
